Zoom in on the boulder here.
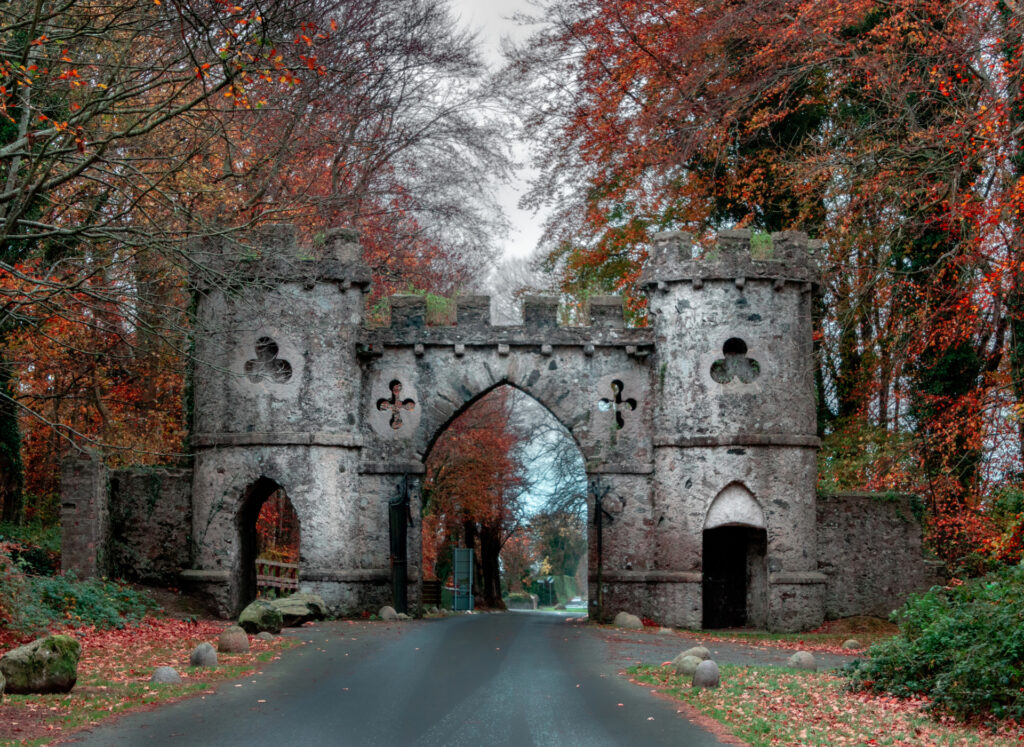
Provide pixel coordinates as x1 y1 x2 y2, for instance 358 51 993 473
787 651 817 671
673 654 703 677
256 632 275 641
238 600 284 634
679 646 711 661
657 627 673 635
379 606 398 621
150 666 182 684
842 639 863 650
613 611 643 629
189 642 218 667
218 625 250 654
0 634 81 694
271 593 328 627
692 660 720 689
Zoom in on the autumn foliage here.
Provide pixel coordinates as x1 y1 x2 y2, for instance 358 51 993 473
255 489 300 564
508 0 1024 573
0 0 508 522
422 387 526 608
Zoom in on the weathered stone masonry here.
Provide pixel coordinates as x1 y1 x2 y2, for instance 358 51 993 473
62 226 942 631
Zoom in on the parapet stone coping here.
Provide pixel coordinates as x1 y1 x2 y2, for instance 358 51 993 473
653 434 821 448
192 432 364 448
769 572 828 585
180 568 420 584
601 570 702 584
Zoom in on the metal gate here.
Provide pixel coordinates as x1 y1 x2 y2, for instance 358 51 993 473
452 547 474 611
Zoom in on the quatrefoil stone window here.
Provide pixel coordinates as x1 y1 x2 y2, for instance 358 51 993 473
244 336 293 384
710 337 760 384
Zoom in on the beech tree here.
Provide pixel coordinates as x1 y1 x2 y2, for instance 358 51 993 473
507 0 1024 571
422 387 527 608
0 0 511 521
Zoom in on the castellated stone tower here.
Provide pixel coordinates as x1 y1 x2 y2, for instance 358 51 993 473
187 226 371 616
641 229 825 632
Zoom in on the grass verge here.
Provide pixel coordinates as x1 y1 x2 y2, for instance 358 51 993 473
687 616 899 654
628 663 1024 746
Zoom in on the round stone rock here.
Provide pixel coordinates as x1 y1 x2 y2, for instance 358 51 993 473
787 651 817 671
238 600 283 635
673 654 703 677
680 646 711 661
189 642 218 668
256 632 275 641
842 639 863 650
379 606 398 621
612 611 643 629
218 625 250 654
0 634 81 694
692 660 720 689
150 666 182 684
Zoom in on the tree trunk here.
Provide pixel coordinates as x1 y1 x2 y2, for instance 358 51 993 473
0 348 23 524
479 523 505 609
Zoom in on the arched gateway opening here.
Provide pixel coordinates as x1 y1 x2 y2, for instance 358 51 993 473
702 484 768 629
236 477 300 611
420 384 588 613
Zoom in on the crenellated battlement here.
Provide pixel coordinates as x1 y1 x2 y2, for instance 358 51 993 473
363 292 651 355
191 224 372 290
385 293 631 331
641 229 820 290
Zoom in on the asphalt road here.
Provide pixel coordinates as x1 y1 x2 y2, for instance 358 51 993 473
67 611 726 747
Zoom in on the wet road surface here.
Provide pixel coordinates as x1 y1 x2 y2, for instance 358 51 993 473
67 611 727 747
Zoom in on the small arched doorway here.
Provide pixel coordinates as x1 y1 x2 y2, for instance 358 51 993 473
235 477 300 612
702 483 768 629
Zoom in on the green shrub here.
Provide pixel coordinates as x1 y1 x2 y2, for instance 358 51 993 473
847 563 1024 720
0 520 61 575
0 522 60 573
11 573 159 633
0 543 29 628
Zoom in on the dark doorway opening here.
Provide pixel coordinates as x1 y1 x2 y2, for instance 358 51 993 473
702 526 767 629
235 477 300 613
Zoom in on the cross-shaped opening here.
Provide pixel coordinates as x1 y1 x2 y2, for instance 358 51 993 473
377 379 416 430
598 379 637 429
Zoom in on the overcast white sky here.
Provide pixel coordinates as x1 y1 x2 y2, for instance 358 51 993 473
449 0 545 260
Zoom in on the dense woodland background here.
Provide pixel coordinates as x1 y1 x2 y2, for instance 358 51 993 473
1 0 1023 584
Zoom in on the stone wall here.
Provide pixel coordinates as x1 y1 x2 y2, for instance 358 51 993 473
60 453 109 577
817 492 944 619
109 468 192 583
61 458 191 583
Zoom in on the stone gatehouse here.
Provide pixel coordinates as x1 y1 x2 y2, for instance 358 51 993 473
61 226 942 631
